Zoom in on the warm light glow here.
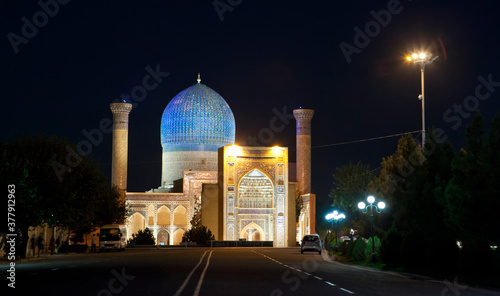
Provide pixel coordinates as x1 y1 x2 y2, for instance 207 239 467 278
227 145 241 156
419 53 426 59
271 146 282 152
358 202 366 209
412 53 418 59
406 56 412 61
367 195 375 204
378 201 386 209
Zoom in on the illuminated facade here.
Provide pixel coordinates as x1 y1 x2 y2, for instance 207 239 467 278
216 146 295 247
115 76 315 246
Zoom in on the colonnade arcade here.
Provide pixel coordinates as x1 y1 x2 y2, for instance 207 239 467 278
127 203 189 245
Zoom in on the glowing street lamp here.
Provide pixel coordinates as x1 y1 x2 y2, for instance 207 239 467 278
326 211 346 249
406 52 438 149
358 195 385 264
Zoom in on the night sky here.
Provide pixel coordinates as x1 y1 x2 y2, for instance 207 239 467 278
3 0 500 222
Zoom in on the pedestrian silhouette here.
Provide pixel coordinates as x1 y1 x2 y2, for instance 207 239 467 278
30 236 36 257
50 237 55 255
91 234 97 253
37 235 44 256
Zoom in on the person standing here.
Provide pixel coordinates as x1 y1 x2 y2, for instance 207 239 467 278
91 234 97 253
37 235 44 256
30 236 36 257
50 237 55 255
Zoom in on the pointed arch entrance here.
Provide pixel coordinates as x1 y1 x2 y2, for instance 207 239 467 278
240 222 265 241
157 229 169 245
128 212 145 240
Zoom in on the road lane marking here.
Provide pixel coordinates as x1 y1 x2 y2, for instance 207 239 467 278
173 250 208 296
252 250 355 294
51 268 59 271
193 250 214 296
340 288 355 294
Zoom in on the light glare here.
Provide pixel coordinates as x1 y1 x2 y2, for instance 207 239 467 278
378 201 386 209
367 195 375 204
358 202 366 209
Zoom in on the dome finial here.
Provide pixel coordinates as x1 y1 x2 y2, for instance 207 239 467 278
197 73 201 84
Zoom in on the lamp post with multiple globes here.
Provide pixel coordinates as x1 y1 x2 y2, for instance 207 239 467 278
325 211 345 250
358 195 385 264
406 52 438 149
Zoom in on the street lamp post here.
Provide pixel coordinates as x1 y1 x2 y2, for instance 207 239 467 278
358 195 385 264
326 211 345 250
406 52 438 149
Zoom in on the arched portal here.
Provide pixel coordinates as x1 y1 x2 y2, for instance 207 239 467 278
157 229 169 245
157 206 171 226
237 169 273 209
240 222 265 242
128 212 145 240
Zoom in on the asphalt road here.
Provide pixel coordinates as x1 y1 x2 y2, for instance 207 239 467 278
4 247 500 296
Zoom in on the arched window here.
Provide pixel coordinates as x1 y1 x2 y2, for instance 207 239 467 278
157 206 171 225
173 206 188 225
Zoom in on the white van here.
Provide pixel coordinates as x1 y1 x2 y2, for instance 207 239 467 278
99 224 127 251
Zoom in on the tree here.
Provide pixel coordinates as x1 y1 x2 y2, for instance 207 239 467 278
182 226 214 246
190 196 202 228
442 112 499 273
182 195 215 245
131 228 155 245
0 135 126 258
329 162 376 213
295 185 302 222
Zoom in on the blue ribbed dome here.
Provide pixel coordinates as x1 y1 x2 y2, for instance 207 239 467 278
161 82 235 152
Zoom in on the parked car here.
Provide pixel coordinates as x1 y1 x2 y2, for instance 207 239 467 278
301 234 322 255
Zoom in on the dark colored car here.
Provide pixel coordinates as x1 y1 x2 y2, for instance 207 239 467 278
301 234 322 254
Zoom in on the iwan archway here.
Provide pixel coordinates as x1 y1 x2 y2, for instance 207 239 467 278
237 169 274 242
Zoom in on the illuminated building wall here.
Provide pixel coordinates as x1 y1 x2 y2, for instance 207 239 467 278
293 109 314 195
110 103 132 191
218 145 295 247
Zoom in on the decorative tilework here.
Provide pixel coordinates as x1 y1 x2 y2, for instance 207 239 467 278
161 83 235 152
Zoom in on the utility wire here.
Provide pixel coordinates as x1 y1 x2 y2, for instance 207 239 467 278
312 130 423 149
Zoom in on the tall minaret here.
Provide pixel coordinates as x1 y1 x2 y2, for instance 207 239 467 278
293 109 314 195
110 102 132 191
